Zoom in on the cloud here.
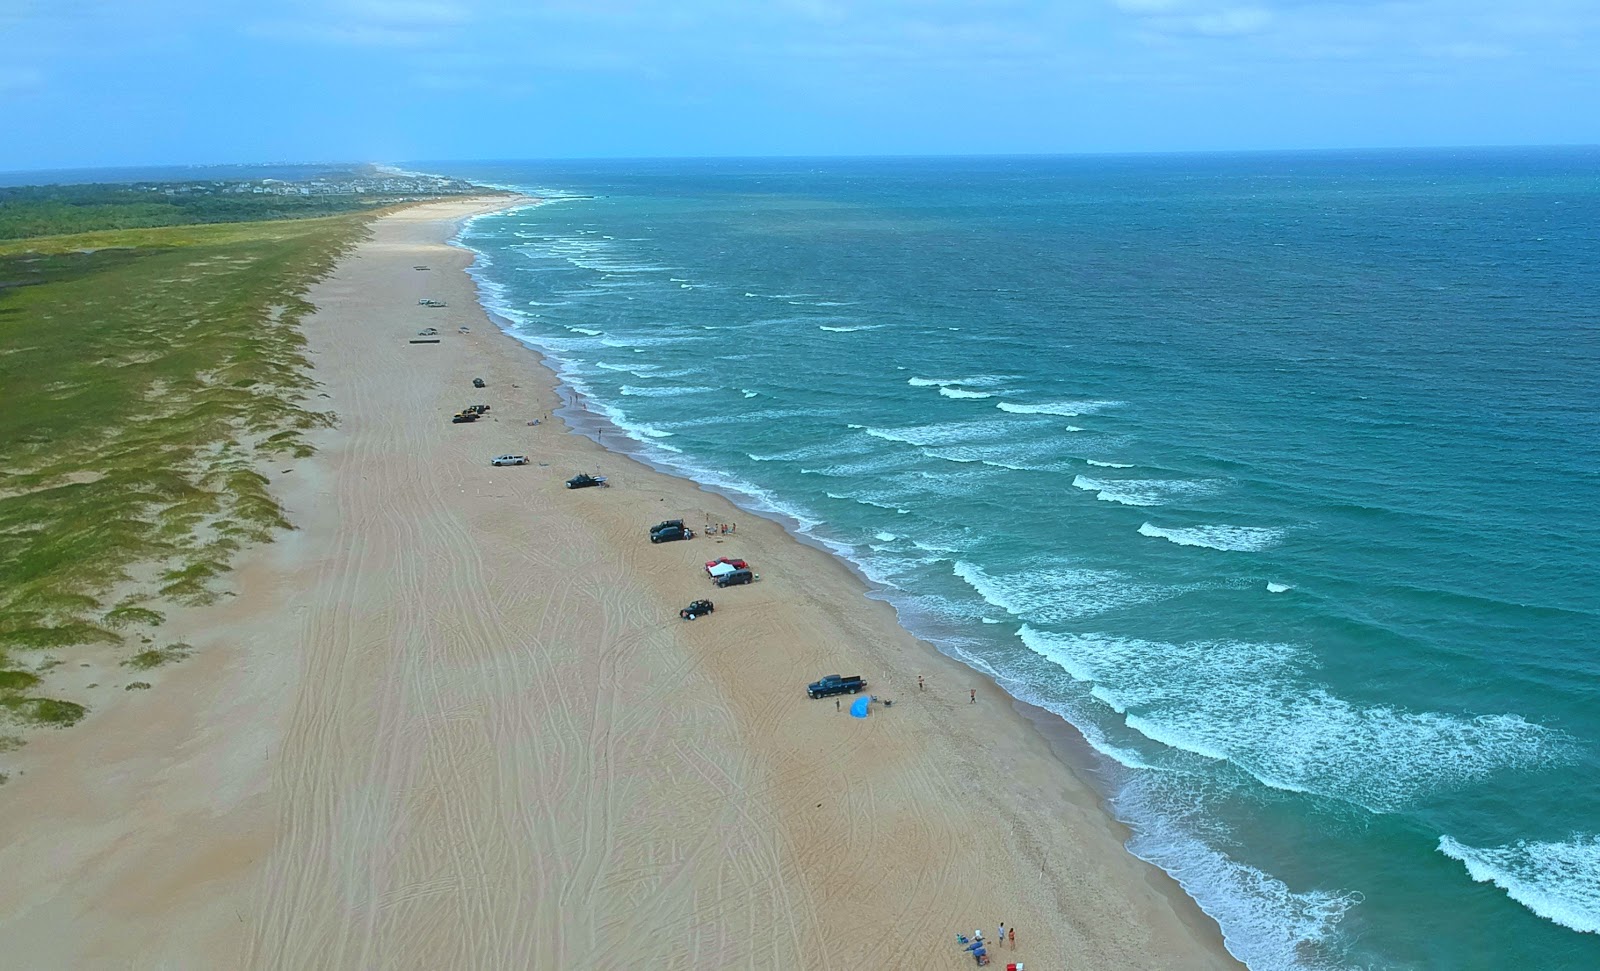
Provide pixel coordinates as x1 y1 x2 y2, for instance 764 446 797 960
250 0 472 48
1116 1 1274 37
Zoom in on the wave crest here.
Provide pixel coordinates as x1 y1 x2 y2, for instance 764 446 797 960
1438 834 1600 934
1138 522 1287 552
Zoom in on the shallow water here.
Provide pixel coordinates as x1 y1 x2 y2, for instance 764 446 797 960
433 151 1600 969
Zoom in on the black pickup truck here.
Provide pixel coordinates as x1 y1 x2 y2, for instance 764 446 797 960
807 674 866 699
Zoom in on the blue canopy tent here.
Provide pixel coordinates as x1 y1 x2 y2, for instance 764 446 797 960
849 695 870 718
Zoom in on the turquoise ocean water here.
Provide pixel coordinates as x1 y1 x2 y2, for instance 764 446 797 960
431 153 1600 969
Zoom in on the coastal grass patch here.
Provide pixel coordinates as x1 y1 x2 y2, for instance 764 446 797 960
121 642 192 670
0 210 373 727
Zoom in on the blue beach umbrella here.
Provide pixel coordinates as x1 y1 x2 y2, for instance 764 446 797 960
849 695 870 718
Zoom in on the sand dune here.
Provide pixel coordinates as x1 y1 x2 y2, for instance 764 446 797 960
0 199 1238 969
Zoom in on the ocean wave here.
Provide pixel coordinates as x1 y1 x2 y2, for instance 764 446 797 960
907 375 1014 388
1138 522 1287 552
570 327 603 336
1438 834 1600 934
1119 773 1364 970
1086 459 1134 468
1019 628 1570 813
618 385 717 398
1267 582 1293 594
596 361 657 374
825 492 910 515
819 324 878 333
1072 475 1219 507
997 399 1122 417
862 420 1016 448
939 387 993 399
954 561 1170 623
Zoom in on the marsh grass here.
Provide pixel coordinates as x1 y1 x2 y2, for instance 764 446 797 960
0 212 373 726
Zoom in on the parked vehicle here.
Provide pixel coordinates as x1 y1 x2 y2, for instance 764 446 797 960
705 557 749 573
417 327 438 336
566 473 608 489
490 454 528 466
713 567 755 588
650 519 685 535
807 674 866 699
679 599 714 620
451 412 479 423
472 377 486 388
651 525 693 543
462 404 490 414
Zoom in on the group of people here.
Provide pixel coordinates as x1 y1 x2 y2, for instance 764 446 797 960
956 923 1017 966
706 521 736 534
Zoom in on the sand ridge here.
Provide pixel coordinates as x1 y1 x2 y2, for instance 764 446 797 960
0 198 1239 969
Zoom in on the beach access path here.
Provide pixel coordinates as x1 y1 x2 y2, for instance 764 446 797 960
0 198 1240 969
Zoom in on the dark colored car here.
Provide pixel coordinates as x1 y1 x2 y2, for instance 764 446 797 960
566 473 608 489
472 377 486 388
651 525 693 543
650 519 685 535
714 568 755 588
451 412 479 423
679 599 714 620
807 674 865 699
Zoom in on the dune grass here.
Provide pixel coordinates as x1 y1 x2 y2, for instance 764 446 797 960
0 211 374 732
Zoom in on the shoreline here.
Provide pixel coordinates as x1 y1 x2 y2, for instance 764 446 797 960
0 196 1241 968
451 199 1243 963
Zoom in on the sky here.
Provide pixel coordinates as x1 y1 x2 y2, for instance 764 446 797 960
3 0 1598 171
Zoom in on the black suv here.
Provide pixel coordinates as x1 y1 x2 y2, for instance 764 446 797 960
649 519 684 535
651 525 692 543
566 473 608 489
714 568 754 588
679 599 714 620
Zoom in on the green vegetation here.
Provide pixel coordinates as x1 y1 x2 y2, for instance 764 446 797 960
0 178 466 241
121 643 192 670
0 206 375 735
124 682 151 691
0 697 88 727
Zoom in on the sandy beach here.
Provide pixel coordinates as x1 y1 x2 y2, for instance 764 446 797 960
0 198 1241 969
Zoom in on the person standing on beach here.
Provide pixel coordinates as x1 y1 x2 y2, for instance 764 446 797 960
836 699 840 712
918 675 924 691
998 923 1005 947
1007 926 1015 948
970 688 976 703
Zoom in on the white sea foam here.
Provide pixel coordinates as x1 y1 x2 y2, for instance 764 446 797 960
595 361 658 374
1267 582 1293 594
953 561 1169 623
874 531 897 542
1072 475 1218 507
939 387 993 399
1086 459 1134 468
1438 834 1600 934
619 385 717 397
826 492 910 515
1119 773 1365 971
570 327 603 336
1138 522 1287 552
819 324 877 332
998 399 1122 417
907 374 1014 389
862 420 1015 448
1019 627 1569 813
